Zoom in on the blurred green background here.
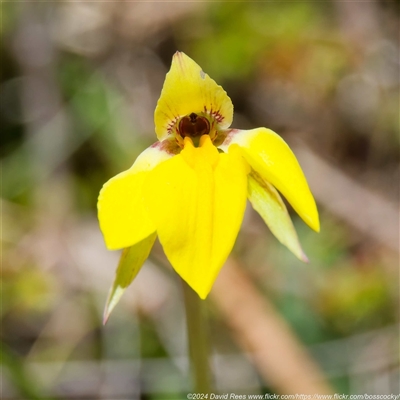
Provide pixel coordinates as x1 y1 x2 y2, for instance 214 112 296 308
1 1 399 399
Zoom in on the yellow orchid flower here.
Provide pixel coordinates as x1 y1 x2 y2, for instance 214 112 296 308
98 52 319 320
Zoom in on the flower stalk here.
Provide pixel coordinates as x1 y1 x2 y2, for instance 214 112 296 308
182 279 212 393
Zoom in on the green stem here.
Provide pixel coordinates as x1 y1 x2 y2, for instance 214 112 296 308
182 279 212 393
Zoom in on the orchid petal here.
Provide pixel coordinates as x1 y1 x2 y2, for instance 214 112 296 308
154 52 233 141
248 172 308 262
103 232 157 324
98 142 174 250
144 136 248 299
221 128 320 232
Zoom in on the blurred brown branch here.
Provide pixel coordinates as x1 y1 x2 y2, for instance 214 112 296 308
294 144 399 255
212 258 333 396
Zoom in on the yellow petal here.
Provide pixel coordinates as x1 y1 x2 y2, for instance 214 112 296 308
103 232 157 324
248 172 308 262
154 52 233 141
144 136 248 299
220 128 320 232
98 142 174 250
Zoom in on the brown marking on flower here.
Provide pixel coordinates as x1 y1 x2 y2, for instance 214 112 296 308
152 138 181 155
219 129 239 147
203 105 224 124
178 113 210 138
175 51 186 76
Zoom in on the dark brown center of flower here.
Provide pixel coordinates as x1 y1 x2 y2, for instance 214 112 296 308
178 113 210 138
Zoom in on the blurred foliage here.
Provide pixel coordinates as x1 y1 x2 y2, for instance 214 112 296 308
1 1 399 399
